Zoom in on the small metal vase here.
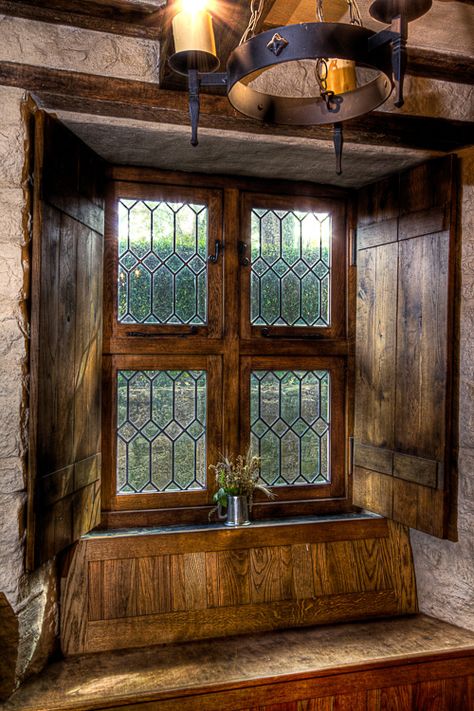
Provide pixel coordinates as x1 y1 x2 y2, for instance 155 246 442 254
218 494 251 527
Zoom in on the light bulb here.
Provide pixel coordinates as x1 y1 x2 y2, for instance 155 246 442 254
180 0 208 12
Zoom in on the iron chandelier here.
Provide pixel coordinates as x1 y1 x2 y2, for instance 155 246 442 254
169 0 433 174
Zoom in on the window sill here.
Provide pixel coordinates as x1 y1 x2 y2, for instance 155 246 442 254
86 512 386 552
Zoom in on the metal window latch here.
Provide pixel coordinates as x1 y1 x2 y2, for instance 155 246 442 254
238 241 250 266
208 239 221 264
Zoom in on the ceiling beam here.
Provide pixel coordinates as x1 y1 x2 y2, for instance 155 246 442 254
0 0 164 40
0 61 472 153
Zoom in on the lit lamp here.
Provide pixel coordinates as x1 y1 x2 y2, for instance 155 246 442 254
168 0 433 174
169 0 219 75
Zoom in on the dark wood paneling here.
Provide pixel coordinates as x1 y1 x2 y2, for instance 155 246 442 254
28 111 105 567
354 156 458 539
60 518 416 655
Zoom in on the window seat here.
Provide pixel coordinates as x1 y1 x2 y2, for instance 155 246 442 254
6 615 474 711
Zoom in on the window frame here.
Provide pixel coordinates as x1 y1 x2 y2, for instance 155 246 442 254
240 192 346 341
102 171 353 526
103 182 224 345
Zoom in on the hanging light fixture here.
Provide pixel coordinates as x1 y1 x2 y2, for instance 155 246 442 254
169 0 432 175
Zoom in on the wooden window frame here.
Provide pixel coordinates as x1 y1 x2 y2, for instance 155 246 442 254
240 356 347 506
103 182 224 348
240 193 346 341
102 354 223 512
102 170 353 527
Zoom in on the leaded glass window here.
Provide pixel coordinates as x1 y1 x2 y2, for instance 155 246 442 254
250 208 331 327
118 199 208 325
117 370 207 494
250 370 330 486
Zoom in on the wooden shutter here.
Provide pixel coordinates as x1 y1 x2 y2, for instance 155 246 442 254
27 111 105 568
353 156 458 540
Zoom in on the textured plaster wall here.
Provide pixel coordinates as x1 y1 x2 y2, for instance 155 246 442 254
0 86 57 690
0 15 160 83
410 148 474 632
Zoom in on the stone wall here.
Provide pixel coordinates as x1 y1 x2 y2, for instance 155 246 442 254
410 148 474 632
0 86 57 695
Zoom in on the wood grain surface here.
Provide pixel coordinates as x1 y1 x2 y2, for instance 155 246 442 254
7 615 474 711
27 110 105 568
60 517 416 655
354 155 458 539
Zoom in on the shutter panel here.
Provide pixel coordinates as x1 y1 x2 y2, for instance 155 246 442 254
354 156 457 540
27 111 105 568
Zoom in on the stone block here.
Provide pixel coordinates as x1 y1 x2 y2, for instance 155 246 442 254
0 189 27 246
0 456 25 494
0 16 160 83
0 492 25 603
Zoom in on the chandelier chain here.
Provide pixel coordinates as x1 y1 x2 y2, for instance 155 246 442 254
240 0 266 45
316 0 362 26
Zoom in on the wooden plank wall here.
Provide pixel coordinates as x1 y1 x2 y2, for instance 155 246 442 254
353 156 458 539
61 517 417 655
28 111 105 567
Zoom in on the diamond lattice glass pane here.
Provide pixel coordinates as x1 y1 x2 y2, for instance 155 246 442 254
117 370 207 494
250 370 330 487
118 199 208 325
250 208 331 327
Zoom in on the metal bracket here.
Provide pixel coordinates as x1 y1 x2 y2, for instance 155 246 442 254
188 69 200 147
368 14 408 108
238 241 250 266
333 123 344 176
188 72 228 147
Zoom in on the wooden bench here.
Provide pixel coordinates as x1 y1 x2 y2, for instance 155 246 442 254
6 615 474 711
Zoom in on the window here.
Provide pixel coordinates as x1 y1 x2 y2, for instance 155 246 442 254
103 178 349 524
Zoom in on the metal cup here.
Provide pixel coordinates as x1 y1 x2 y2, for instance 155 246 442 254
220 495 251 527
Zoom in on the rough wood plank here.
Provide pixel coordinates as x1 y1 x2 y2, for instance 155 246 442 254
353 468 393 519
249 547 285 604
1 62 473 152
217 550 251 607
101 558 138 619
11 619 474 709
399 206 448 240
354 443 393 476
395 232 449 460
30 112 105 566
134 556 172 616
393 452 439 488
291 544 315 600
0 0 164 39
84 591 400 652
87 560 104 622
355 242 398 450
387 521 418 615
86 518 389 560
368 684 413 710
60 541 89 655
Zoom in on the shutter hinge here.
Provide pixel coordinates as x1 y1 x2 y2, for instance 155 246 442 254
350 227 357 267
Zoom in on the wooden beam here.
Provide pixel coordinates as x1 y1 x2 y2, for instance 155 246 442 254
0 0 164 40
0 61 472 152
406 46 474 85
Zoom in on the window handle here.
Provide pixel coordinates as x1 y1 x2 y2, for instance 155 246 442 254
261 327 326 339
126 327 199 337
208 239 221 264
238 241 250 266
